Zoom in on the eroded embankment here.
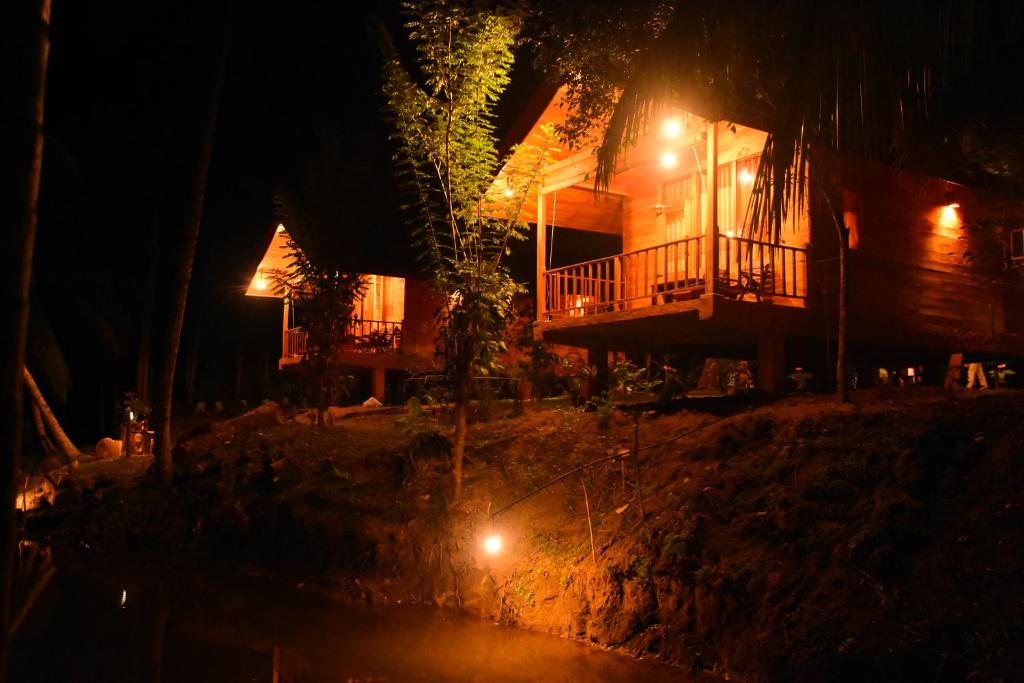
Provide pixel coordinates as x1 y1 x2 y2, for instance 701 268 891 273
29 391 1024 682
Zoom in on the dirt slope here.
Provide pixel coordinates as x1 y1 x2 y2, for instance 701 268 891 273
30 389 1024 681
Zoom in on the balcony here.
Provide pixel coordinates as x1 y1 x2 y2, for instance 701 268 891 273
542 235 807 319
281 318 403 365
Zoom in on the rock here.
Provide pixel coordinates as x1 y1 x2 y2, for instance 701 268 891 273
95 437 123 460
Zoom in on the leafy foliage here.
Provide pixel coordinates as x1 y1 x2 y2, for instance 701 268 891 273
380 0 549 498
275 235 366 426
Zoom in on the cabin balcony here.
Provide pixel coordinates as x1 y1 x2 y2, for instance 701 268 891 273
536 235 810 349
543 235 808 318
280 318 404 369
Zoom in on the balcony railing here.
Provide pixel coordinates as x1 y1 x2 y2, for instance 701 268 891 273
282 318 404 360
542 235 807 319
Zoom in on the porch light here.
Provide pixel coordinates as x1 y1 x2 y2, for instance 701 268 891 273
660 151 679 169
255 278 269 291
738 168 755 185
483 534 503 555
276 223 286 233
504 187 515 197
661 118 683 138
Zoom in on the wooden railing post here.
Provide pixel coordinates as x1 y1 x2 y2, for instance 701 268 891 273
536 190 546 319
704 120 719 299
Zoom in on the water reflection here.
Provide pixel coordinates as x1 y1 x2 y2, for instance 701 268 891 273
13 569 689 682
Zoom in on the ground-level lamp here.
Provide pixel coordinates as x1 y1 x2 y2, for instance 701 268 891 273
482 414 734 562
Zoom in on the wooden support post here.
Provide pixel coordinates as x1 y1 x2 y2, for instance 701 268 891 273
704 120 719 299
588 347 609 398
536 191 546 319
758 330 786 396
371 367 386 402
281 297 290 360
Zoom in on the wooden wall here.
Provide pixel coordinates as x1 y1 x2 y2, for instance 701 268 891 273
810 157 1024 354
401 277 442 368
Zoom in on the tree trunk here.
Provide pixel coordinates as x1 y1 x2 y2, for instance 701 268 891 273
30 400 54 454
824 188 851 403
835 223 850 403
137 204 162 402
151 19 231 486
0 1 51 678
451 372 472 502
23 368 80 465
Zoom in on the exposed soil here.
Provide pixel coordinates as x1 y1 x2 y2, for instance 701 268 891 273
27 388 1024 682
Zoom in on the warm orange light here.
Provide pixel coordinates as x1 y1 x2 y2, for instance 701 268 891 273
939 203 960 227
661 118 683 138
503 188 515 197
276 223 286 233
483 535 503 555
255 278 269 291
723 229 736 238
738 168 755 185
660 151 678 169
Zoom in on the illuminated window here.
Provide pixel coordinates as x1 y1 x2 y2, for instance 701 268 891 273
1011 227 1024 260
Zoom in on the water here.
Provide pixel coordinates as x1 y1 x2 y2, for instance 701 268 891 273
11 568 690 682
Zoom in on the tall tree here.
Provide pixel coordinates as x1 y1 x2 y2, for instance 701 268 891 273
530 0 1023 400
0 1 51 677
151 13 232 485
381 0 547 501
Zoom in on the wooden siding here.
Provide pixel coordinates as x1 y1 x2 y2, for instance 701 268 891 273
811 158 1024 353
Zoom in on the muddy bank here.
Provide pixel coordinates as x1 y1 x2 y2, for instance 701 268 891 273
27 390 1024 681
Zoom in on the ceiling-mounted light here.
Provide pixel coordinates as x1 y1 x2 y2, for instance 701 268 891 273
661 118 683 139
660 151 678 169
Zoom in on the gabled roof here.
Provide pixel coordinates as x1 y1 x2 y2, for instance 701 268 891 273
245 223 292 298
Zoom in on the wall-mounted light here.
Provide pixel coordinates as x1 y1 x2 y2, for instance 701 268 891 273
660 151 678 169
738 168 755 185
939 202 960 228
503 187 515 198
276 223 286 234
661 118 683 139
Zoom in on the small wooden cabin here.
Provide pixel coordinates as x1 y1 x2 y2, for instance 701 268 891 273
494 87 1024 391
246 224 438 400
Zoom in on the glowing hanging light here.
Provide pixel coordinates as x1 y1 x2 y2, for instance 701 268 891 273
255 278 269 291
661 118 683 139
660 151 678 169
504 187 515 198
276 223 286 233
738 168 755 185
483 534 503 555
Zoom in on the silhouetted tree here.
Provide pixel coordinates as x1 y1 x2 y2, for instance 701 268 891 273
151 13 232 485
0 1 51 678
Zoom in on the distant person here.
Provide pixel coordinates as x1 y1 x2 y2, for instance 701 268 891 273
964 352 989 391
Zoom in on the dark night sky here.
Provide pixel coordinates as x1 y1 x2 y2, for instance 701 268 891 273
32 1 552 441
